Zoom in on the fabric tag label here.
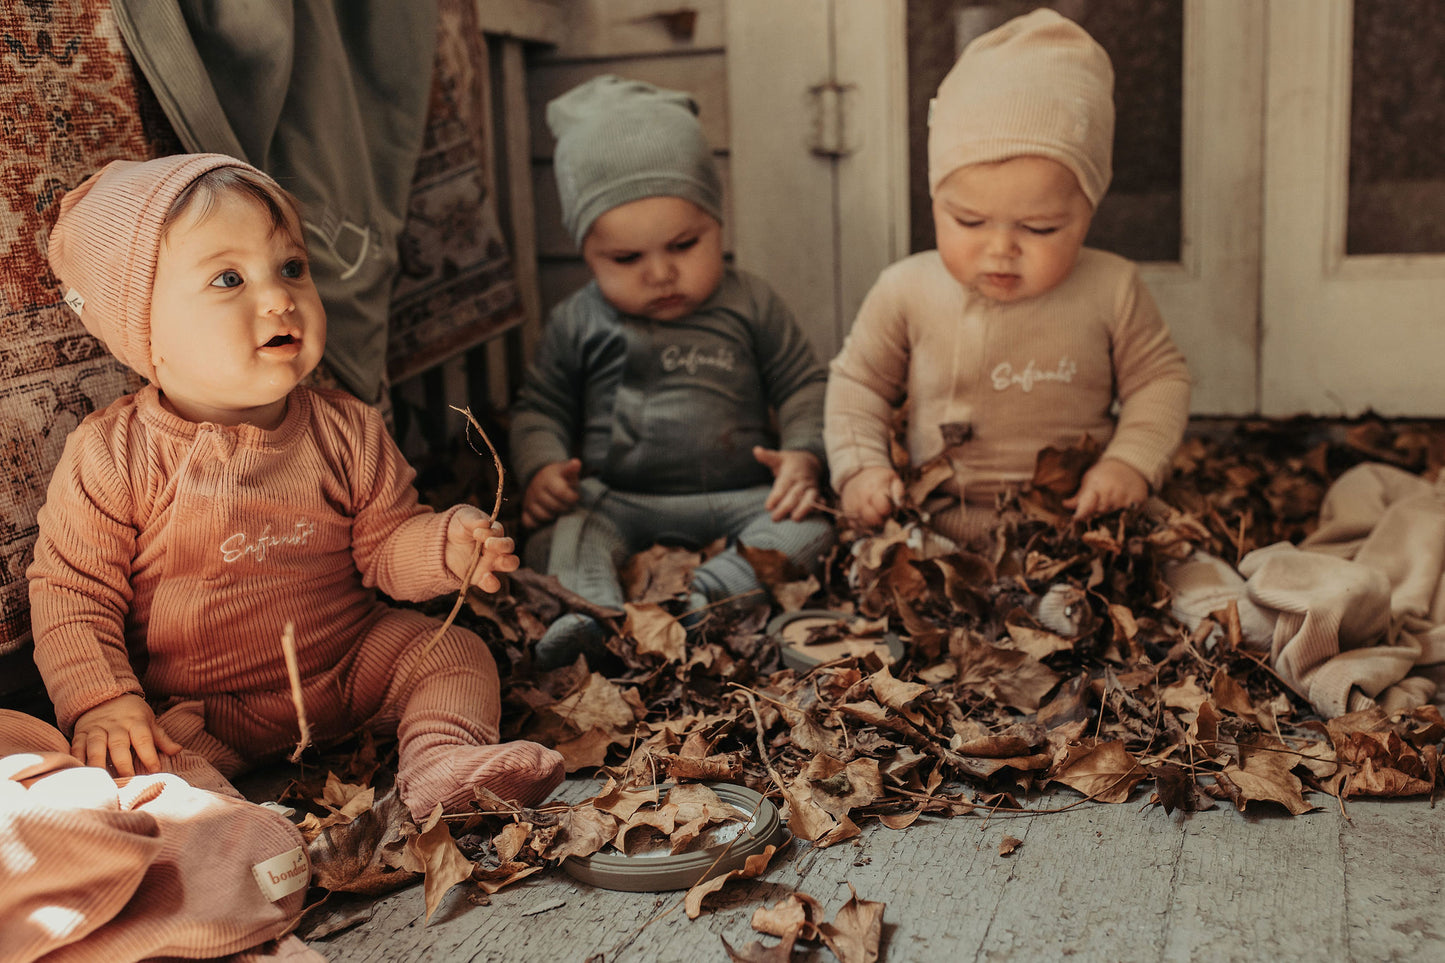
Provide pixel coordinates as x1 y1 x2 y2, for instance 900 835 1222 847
252 846 309 902
63 288 85 317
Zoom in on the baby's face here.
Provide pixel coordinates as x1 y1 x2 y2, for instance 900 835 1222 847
581 196 724 321
148 191 325 429
932 156 1092 303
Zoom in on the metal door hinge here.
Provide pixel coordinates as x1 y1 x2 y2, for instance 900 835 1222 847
808 80 857 157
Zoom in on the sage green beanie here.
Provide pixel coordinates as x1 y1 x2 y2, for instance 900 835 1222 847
547 74 723 247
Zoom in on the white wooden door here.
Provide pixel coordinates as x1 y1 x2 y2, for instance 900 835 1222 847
1261 0 1445 416
725 0 911 361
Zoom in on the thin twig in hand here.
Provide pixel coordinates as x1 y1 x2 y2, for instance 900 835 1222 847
395 407 506 694
450 405 505 523
280 621 312 762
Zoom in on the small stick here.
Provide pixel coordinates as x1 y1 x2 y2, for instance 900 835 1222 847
450 405 506 524
394 407 507 694
280 621 312 762
738 687 788 796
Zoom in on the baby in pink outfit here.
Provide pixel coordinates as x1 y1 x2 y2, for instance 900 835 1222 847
30 153 564 819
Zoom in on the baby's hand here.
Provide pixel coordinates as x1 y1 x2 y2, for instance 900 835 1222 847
1064 457 1149 520
71 693 182 778
521 458 582 530
839 465 904 530
447 507 521 593
753 447 821 522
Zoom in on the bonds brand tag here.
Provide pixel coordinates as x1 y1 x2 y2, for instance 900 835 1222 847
252 846 309 902
63 288 85 318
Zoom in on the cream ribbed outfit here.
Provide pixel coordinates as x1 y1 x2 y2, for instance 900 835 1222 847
28 385 563 818
825 248 1190 543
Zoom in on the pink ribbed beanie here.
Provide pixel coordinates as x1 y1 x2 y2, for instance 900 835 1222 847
45 153 267 381
928 8 1114 207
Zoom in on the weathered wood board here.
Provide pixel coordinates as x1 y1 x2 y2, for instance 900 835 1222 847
301 779 1445 962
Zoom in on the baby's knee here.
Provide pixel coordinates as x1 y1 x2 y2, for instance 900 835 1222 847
407 623 499 679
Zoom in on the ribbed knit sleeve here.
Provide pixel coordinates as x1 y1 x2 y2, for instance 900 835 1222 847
509 296 586 491
28 409 148 733
747 272 829 466
337 396 461 602
1100 267 1191 488
824 261 915 494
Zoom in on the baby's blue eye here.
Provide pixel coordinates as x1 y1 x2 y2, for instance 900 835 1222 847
612 253 640 265
671 237 699 252
281 258 306 279
1025 226 1060 236
956 218 984 229
210 269 243 288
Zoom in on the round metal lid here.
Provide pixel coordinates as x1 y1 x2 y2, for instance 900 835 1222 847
768 609 905 672
560 783 789 892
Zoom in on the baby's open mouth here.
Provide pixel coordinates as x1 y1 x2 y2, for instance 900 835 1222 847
263 334 295 348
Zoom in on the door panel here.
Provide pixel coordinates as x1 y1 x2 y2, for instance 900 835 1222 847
726 0 908 360
1262 0 1445 416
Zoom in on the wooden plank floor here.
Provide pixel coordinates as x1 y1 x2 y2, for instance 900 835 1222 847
298 777 1445 963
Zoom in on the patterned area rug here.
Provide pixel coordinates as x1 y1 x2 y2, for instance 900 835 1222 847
387 0 524 384
0 0 176 655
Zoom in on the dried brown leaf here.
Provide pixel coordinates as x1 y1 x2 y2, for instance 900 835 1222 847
1150 762 1214 814
1333 730 1437 798
408 805 474 923
878 809 923 830
750 890 824 939
320 773 375 820
621 544 700 604
773 575 822 613
592 778 660 821
1209 666 1258 718
817 883 885 963
472 860 545 895
1215 738 1316 814
802 755 884 820
1161 675 1209 714
1003 611 1076 659
540 804 619 862
554 727 616 772
869 665 928 713
306 787 419 896
951 630 1062 712
684 844 780 919
494 821 533 862
1050 741 1148 803
625 602 688 662
781 779 862 847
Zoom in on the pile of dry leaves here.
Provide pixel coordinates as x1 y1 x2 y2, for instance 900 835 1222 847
279 416 1445 951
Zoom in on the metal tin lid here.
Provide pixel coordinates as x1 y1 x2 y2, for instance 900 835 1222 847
560 783 789 892
768 609 905 671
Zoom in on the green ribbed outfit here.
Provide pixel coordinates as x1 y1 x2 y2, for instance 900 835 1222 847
511 268 834 634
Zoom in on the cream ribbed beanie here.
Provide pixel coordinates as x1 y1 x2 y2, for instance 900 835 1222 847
547 74 723 247
928 8 1114 207
45 153 265 381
